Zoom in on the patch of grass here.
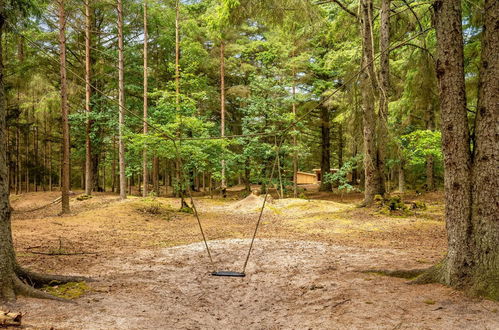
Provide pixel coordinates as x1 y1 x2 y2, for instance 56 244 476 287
362 268 427 280
76 194 93 201
42 282 90 299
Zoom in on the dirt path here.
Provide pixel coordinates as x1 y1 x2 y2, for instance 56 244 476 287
18 239 499 329
4 192 498 328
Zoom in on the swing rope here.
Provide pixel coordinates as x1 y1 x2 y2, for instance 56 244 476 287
242 142 280 273
174 133 283 275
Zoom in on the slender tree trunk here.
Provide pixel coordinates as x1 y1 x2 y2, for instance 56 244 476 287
220 40 227 197
58 0 70 213
319 105 332 192
84 0 93 195
111 137 116 193
377 0 390 196
48 139 52 191
117 0 126 200
24 125 28 193
360 0 380 205
142 0 148 197
398 162 405 193
34 126 38 192
15 126 19 194
292 61 298 197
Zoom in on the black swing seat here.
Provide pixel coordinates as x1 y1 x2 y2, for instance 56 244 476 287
211 271 246 277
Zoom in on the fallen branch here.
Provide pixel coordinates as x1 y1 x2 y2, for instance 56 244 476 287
26 250 97 256
0 311 22 327
332 298 351 308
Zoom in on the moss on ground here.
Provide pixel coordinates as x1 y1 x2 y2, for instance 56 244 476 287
42 282 91 299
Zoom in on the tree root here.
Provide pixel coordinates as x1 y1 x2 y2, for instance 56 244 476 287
15 266 94 288
12 276 68 302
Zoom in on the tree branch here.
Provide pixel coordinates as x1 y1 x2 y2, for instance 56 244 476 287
315 0 358 19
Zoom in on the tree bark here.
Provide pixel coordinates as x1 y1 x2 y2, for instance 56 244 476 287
220 40 227 197
418 0 499 300
319 105 332 191
398 162 405 193
117 0 127 200
142 0 148 197
376 0 390 196
468 0 499 298
84 0 93 196
58 0 70 213
359 0 380 205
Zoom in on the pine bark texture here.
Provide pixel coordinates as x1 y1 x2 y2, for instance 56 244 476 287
220 40 226 195
377 0 390 195
360 0 382 204
84 0 93 196
142 0 148 197
58 0 70 213
117 0 127 200
425 0 499 299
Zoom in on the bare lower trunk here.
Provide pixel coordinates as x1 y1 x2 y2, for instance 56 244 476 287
220 40 226 196
360 0 382 205
376 0 390 196
59 0 70 213
398 163 405 193
84 0 93 196
117 0 127 200
142 0 148 198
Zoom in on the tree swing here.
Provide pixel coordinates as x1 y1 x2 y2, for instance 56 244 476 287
174 137 281 278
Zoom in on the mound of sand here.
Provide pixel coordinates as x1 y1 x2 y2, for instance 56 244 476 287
232 192 274 211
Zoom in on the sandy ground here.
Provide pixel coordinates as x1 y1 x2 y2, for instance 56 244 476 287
4 191 499 329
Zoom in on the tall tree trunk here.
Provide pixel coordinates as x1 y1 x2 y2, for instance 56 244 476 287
377 0 390 196
84 0 93 195
469 0 499 297
142 0 148 197
319 105 332 192
58 0 70 213
0 6 18 299
419 0 499 300
220 40 227 197
360 0 381 205
292 59 298 197
117 0 126 200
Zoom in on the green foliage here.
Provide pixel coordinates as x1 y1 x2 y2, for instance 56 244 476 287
400 130 442 167
323 155 361 193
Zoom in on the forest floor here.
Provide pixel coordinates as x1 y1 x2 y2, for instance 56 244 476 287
4 189 499 329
